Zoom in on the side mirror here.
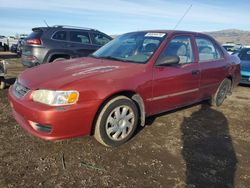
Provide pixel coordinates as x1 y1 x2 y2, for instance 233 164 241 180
155 55 180 66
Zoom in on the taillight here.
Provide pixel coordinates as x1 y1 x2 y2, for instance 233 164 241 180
26 39 41 45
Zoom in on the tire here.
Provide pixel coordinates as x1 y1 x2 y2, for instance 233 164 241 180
94 96 139 147
210 78 231 107
0 78 5 90
52 58 66 62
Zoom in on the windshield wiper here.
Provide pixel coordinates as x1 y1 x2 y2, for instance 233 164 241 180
98 56 123 61
88 54 100 59
98 56 139 63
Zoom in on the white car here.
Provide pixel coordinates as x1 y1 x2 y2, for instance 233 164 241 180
222 43 236 54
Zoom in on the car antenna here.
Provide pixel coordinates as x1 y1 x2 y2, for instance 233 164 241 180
44 20 50 27
173 4 192 30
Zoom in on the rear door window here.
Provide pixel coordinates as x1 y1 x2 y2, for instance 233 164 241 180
195 37 222 62
91 33 111 45
52 31 67 41
70 31 90 44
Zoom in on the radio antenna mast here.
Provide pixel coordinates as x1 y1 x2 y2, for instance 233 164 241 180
173 4 192 30
44 20 50 27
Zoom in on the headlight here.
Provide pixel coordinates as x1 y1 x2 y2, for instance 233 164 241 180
32 90 79 106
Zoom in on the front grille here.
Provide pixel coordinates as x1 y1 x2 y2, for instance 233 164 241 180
241 76 250 82
12 81 30 98
29 121 52 133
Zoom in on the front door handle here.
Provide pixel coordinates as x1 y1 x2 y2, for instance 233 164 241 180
192 70 200 75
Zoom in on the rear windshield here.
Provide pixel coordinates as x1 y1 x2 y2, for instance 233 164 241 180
27 29 43 39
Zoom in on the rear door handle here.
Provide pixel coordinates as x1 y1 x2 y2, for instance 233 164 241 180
192 70 200 75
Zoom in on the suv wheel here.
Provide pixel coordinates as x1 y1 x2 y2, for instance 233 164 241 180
210 78 231 107
94 96 139 147
53 58 66 62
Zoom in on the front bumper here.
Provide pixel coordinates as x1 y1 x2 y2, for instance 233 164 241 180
240 71 250 85
8 86 100 141
21 54 40 67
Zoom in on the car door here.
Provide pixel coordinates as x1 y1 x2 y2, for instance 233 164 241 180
150 35 200 115
194 36 228 99
69 30 97 57
51 30 70 50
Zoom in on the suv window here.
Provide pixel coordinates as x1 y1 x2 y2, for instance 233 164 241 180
52 31 67 41
70 31 90 44
160 35 194 64
91 33 111 45
195 37 222 62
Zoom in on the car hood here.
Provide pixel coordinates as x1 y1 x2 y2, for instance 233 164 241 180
240 60 250 71
18 57 145 90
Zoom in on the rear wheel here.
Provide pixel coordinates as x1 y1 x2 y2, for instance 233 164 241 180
94 96 139 147
210 78 231 107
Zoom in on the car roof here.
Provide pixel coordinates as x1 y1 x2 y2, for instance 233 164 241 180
32 26 99 32
127 30 210 36
53 25 95 30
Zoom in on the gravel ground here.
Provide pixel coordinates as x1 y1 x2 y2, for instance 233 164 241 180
0 52 249 188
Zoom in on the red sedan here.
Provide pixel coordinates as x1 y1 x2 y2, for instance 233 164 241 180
8 30 241 147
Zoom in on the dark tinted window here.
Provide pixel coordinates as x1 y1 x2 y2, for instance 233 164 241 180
70 31 90 44
159 35 194 64
239 48 250 60
91 33 111 45
52 31 67 41
195 37 222 62
27 29 43 39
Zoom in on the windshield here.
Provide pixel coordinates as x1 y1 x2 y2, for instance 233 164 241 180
92 31 167 63
239 48 250 61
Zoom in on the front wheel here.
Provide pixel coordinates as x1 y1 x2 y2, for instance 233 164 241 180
210 78 231 107
94 96 139 147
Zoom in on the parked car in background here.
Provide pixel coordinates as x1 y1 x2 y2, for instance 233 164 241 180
222 43 244 55
9 30 240 147
222 43 236 54
16 34 28 56
236 47 250 85
21 25 112 67
0 36 17 51
10 44 18 53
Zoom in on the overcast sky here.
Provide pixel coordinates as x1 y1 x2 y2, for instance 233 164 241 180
0 0 249 36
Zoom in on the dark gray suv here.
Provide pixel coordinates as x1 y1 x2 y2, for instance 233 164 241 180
22 25 112 67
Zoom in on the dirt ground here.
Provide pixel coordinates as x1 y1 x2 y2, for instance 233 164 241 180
0 52 249 188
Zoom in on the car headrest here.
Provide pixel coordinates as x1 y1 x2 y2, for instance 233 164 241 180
144 43 157 53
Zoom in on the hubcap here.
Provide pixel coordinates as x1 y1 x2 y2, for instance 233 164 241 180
217 82 228 105
105 105 135 141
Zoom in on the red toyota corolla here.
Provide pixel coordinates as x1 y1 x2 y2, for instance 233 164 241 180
8 30 241 147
